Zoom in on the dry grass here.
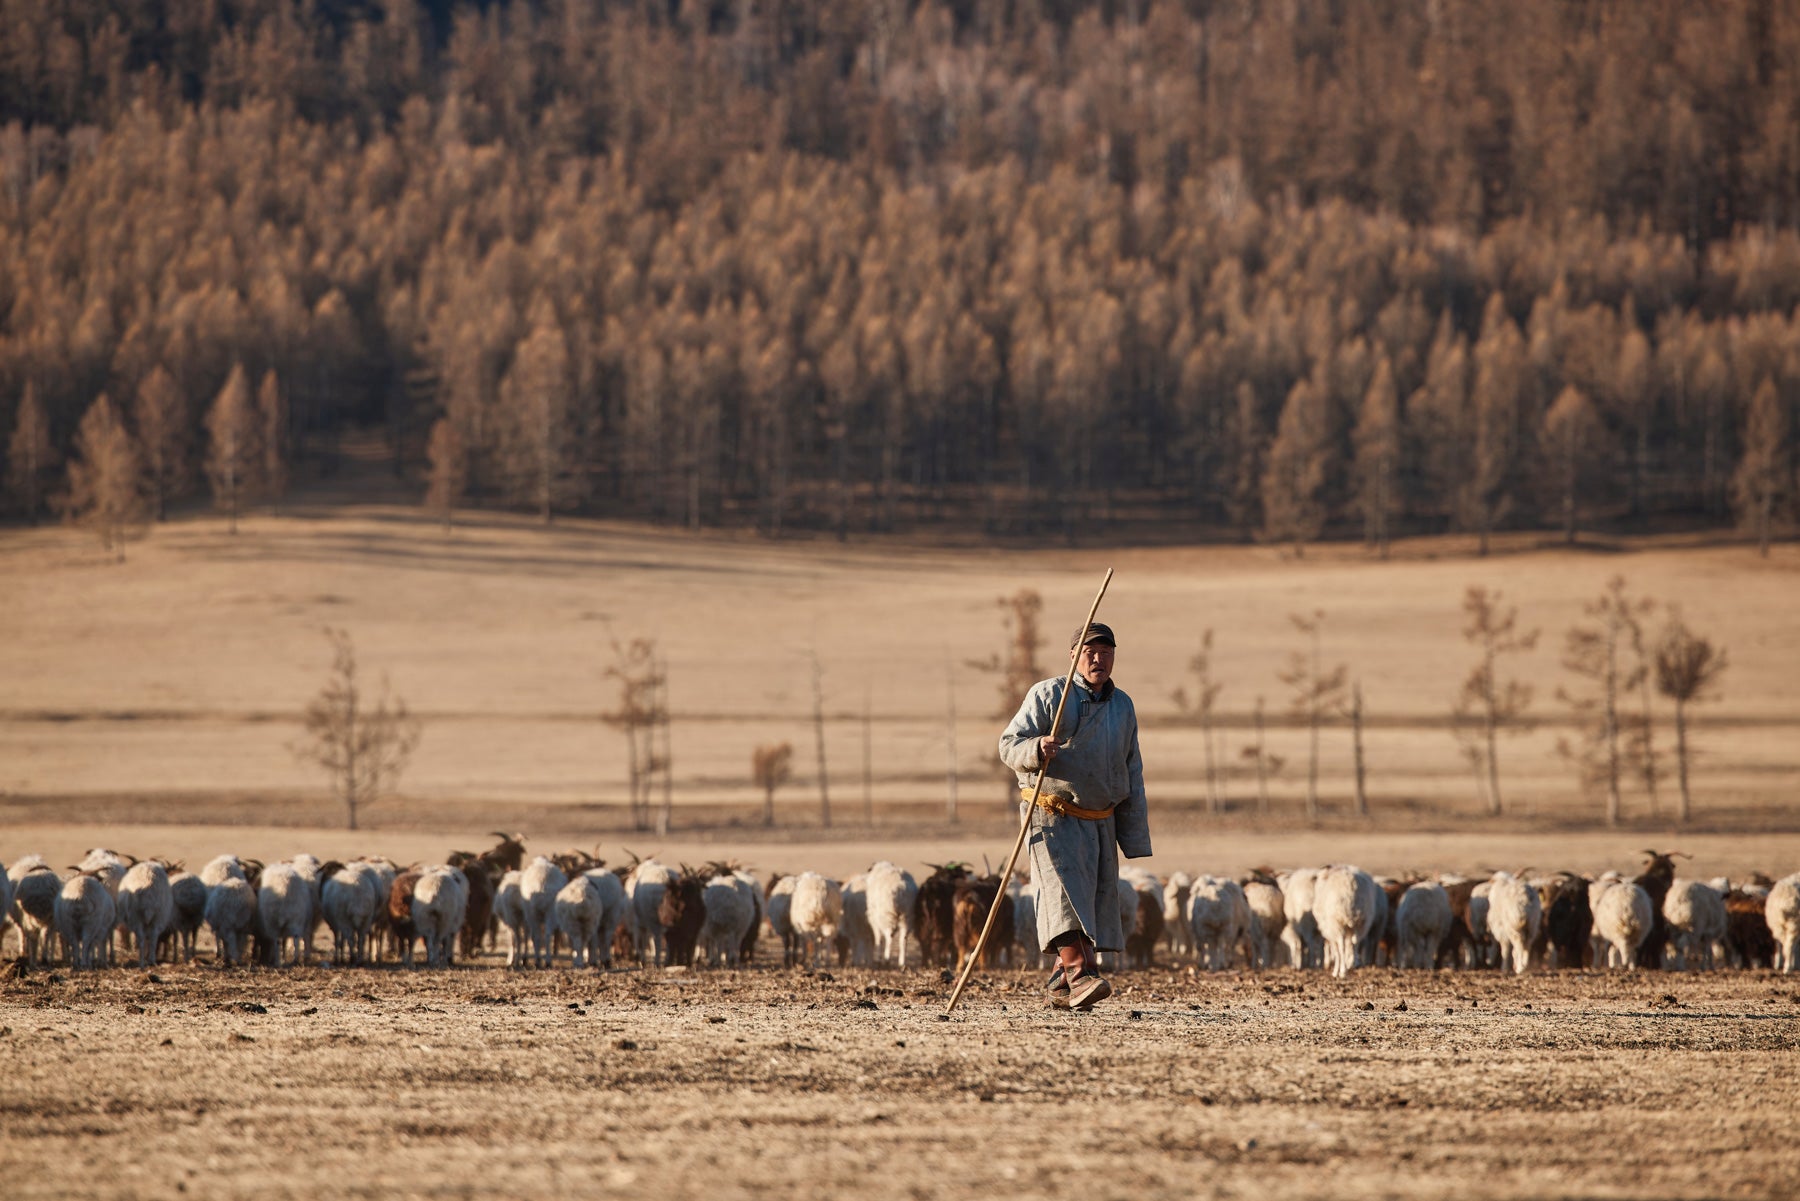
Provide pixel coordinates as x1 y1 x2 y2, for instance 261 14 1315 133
1 507 1796 832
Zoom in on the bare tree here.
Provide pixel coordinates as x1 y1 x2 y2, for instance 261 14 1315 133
1731 377 1788 557
1279 610 1348 822
424 416 468 534
1452 585 1539 815
967 588 1045 717
1653 610 1728 824
1557 576 1654 825
604 635 670 833
752 742 794 826
6 383 58 524
133 365 187 521
1172 629 1226 812
810 649 831 828
291 627 422 831
204 363 258 535
1240 696 1284 813
64 394 147 560
1350 680 1368 817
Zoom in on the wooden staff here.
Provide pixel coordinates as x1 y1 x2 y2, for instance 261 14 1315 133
944 567 1113 1015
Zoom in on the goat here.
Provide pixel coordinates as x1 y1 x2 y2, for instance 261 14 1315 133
1723 885 1776 969
864 861 917 968
387 869 424 965
658 868 707 967
951 874 1011 970
1633 850 1680 970
1537 872 1593 970
913 862 969 968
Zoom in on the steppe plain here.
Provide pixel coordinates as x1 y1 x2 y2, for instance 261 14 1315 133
2 504 1798 1199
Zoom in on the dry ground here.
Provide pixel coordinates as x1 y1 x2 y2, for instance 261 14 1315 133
3 956 1798 1201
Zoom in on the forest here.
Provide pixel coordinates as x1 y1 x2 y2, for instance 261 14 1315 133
2 0 1799 545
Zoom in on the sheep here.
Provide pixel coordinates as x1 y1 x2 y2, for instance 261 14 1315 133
9 855 63 964
412 866 469 968
1313 865 1381 979
864 861 917 968
1537 872 1593 970
1765 873 1800 973
555 874 607 968
0 860 11 956
1663 879 1728 971
456 855 497 962
765 874 799 967
1485 871 1542 975
163 869 207 963
1008 875 1040 964
1466 880 1497 969
1395 882 1453 970
1187 876 1247 972
115 861 174 969
1632 850 1680 969
625 857 677 966
789 872 843 969
321 861 381 965
700 869 758 967
1278 868 1322 970
1162 871 1195 962
1592 877 1655 970
199 855 248 888
1123 867 1167 969
518 856 569 969
1241 873 1287 970
358 856 399 958
732 868 764 965
204 876 257 966
258 863 314 967
56 872 116 969
494 870 527 967
1098 875 1139 972
837 873 875 967
1723 885 1776 969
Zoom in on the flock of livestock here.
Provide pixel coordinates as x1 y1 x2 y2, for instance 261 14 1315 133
4 837 1799 978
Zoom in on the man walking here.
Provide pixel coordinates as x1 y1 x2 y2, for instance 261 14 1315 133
999 622 1152 1010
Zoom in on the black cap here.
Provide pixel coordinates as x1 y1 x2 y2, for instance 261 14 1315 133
1071 622 1116 648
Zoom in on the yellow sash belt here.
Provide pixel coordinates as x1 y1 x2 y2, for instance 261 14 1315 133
1021 786 1114 821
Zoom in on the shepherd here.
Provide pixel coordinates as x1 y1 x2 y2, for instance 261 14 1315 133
998 620 1152 1010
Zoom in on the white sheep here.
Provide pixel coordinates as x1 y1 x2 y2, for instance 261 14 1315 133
358 856 400 958
56 872 116 970
700 871 758 967
412 866 469 968
7 855 61 963
1763 873 1799 973
836 873 875 967
1187 876 1246 972
1242 877 1287 970
1466 879 1496 968
1008 875 1040 964
1484 871 1542 976
1663 878 1727 970
205 877 257 966
199 854 248 888
864 861 917 968
166 870 207 962
494 870 528 967
764 874 799 967
1313 865 1381 979
1592 878 1654 970
115 861 174 969
258 863 314 967
1162 871 1195 962
519 856 569 969
1101 875 1141 971
788 872 843 969
0 860 11 957
1278 868 1322 970
321 862 381 965
625 858 677 966
555 874 606 968
1395 882 1452 970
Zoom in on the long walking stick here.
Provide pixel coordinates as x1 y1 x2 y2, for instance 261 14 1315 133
944 567 1113 1015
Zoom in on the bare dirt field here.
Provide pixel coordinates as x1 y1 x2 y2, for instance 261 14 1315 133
4 953 1798 1201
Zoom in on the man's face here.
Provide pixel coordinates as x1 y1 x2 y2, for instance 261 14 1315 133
1071 641 1115 688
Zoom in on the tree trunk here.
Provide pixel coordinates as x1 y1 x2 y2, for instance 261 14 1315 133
812 659 830 828
1352 682 1368 817
1254 700 1270 813
1562 432 1578 544
763 784 774 827
945 672 958 823
1674 698 1691 823
861 689 873 825
1203 709 1219 814
1604 629 1621 826
1483 648 1502 816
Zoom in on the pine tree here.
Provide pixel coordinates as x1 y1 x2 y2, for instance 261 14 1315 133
5 383 58 523
423 416 468 533
1539 385 1603 544
204 364 259 535
64 393 148 559
258 369 288 514
133 366 187 521
1352 354 1400 557
1731 378 1788 557
1260 378 1331 556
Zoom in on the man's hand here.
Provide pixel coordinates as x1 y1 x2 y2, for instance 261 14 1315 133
1038 735 1061 765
